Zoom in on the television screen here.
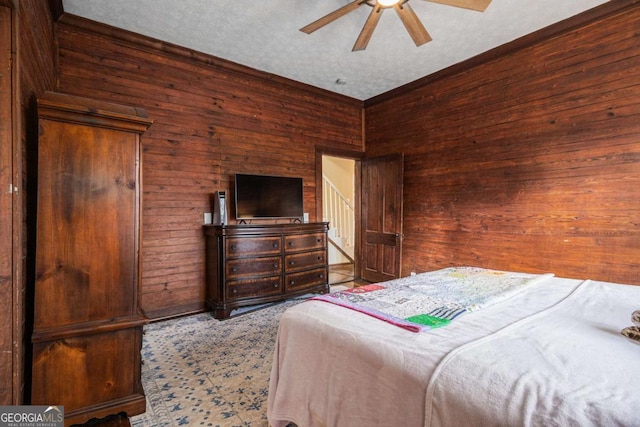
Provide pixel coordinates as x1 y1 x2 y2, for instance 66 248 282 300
235 173 304 220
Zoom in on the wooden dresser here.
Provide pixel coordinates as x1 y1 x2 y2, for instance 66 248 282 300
32 92 152 425
204 222 329 318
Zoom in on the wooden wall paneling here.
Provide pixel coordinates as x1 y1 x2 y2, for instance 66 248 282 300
54 14 363 319
366 0 640 107
365 4 640 285
54 26 360 146
6 0 58 405
0 1 14 405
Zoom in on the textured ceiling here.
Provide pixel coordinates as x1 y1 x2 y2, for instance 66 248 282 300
61 0 610 100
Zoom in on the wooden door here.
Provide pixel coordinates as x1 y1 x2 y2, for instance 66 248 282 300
360 154 404 283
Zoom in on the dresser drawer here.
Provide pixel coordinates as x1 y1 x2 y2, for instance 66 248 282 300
226 236 281 257
285 250 326 272
227 276 282 300
226 256 281 279
285 267 328 291
284 232 326 252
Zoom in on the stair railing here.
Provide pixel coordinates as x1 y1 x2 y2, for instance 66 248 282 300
322 175 355 256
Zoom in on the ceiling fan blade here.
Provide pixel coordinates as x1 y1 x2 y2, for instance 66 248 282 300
300 1 365 34
394 2 432 46
352 4 383 51
427 0 492 12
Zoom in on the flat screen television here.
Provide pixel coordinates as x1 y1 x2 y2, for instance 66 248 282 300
234 173 304 220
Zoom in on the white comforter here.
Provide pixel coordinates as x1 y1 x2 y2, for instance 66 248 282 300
267 277 640 427
426 279 640 427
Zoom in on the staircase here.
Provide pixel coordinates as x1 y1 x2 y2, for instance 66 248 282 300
323 175 355 261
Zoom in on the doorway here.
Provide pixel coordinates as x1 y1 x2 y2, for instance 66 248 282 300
316 149 404 286
321 155 356 285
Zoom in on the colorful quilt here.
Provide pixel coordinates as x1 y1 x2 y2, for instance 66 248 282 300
313 267 554 332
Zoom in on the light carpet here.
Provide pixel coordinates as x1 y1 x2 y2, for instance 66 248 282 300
130 298 304 427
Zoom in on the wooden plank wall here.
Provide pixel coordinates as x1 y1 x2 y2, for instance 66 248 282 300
0 1 14 406
5 0 58 405
364 4 640 285
54 15 363 319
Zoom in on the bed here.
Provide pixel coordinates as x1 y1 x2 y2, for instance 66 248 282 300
266 266 640 427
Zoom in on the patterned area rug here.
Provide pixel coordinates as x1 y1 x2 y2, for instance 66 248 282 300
130 298 304 427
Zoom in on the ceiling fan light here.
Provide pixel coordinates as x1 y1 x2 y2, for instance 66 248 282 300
377 0 401 7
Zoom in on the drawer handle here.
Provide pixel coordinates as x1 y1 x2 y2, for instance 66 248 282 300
317 256 322 260
319 274 324 279
230 245 236 250
289 261 295 266
289 280 295 285
232 267 238 273
232 288 238 294
317 238 322 243
274 263 279 268
288 242 294 247
273 283 278 288
273 243 279 248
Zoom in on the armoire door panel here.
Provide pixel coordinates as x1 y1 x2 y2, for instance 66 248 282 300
35 123 138 328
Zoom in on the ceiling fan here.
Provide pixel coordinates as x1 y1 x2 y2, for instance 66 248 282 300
300 0 492 51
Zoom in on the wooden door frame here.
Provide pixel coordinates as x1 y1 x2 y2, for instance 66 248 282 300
315 146 364 281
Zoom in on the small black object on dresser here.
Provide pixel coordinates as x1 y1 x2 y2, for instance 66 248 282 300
204 222 329 319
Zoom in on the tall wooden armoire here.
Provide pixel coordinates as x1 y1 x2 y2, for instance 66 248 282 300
32 92 152 425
